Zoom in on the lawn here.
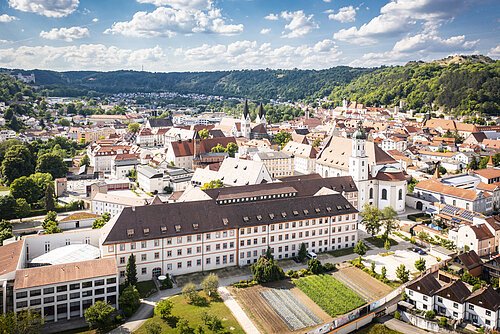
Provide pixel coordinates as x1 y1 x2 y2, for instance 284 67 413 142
356 323 403 334
293 274 365 317
135 294 245 334
328 245 372 257
135 280 157 298
365 236 399 248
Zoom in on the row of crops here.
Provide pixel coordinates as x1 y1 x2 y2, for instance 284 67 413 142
261 289 321 330
293 274 365 317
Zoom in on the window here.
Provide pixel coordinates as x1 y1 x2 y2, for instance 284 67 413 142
369 188 373 199
30 289 41 297
95 279 105 286
107 277 117 284
120 257 125 264
408 290 413 296
82 290 92 297
381 189 387 200
423 296 428 301
398 189 403 200
44 296 54 303
57 294 67 302
486 310 491 316
141 268 147 275
154 252 160 259
82 281 92 289
468 305 474 310
16 291 27 299
141 241 147 248
437 297 443 303
453 302 458 309
69 283 80 290
119 244 125 251
141 254 147 261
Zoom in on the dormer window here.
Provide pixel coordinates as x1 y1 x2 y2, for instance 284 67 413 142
256 215 262 221
326 207 332 212
315 208 320 213
193 223 199 230
222 218 228 226
281 212 287 218
303 209 309 215
127 229 134 238
269 213 275 219
175 225 181 232
243 216 250 222
161 226 167 233
293 210 299 216
344 205 351 209
337 205 343 210
143 228 150 236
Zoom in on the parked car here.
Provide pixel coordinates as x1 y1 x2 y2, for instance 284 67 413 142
412 247 427 255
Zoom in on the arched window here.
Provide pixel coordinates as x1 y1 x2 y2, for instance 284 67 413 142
398 189 403 200
381 189 388 200
369 188 373 199
325 170 328 177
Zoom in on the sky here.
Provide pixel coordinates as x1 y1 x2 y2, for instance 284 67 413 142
0 0 498 72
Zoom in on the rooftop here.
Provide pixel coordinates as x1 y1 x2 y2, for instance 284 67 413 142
30 244 101 265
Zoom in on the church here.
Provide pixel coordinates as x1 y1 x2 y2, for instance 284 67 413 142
316 122 407 213
216 100 268 140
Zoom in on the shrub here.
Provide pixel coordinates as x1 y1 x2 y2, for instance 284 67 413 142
145 322 162 334
84 301 116 330
308 258 324 274
160 275 173 290
323 262 336 272
425 310 436 320
251 256 285 283
182 283 199 303
232 279 257 288
394 311 401 320
438 317 448 327
201 274 219 298
119 285 140 317
154 299 173 320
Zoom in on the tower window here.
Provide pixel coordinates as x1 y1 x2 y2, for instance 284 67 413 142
369 188 373 199
381 189 388 200
398 189 403 200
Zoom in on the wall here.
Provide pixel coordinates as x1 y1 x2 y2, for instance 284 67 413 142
400 311 440 332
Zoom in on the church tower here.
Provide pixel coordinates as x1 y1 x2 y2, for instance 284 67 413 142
255 103 266 125
349 121 369 182
240 99 251 139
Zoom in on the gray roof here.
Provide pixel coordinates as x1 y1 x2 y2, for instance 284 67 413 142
256 151 291 160
137 165 163 179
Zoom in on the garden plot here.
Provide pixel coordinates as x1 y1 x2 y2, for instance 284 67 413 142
261 289 321 331
363 249 439 280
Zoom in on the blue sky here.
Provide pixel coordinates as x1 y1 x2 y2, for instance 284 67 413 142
0 0 498 72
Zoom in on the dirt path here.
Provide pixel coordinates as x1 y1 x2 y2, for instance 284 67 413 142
332 266 393 302
219 287 261 334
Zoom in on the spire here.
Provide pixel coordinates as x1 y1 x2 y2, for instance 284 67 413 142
243 100 249 119
258 103 265 118
353 120 367 140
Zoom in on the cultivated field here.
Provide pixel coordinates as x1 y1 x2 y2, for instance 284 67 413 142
332 266 393 302
293 274 365 317
230 281 330 334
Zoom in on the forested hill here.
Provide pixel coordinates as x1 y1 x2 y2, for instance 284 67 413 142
329 55 499 115
2 67 373 101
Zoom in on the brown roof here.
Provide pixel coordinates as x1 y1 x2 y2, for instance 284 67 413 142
474 168 500 180
0 241 23 277
407 273 442 296
375 171 407 181
470 224 494 241
415 179 483 201
436 280 471 303
466 285 500 311
60 212 101 223
14 258 117 290
424 118 478 133
170 137 237 157
483 139 500 150
456 250 482 270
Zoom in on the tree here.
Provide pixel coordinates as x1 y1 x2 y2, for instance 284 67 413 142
381 266 387 280
0 220 13 245
415 257 426 272
396 264 410 283
201 273 219 297
0 310 42 334
145 322 162 334
36 153 68 178
10 176 38 204
200 179 223 190
119 285 140 317
182 283 199 303
274 131 292 148
210 144 225 153
154 299 173 320
360 204 382 236
308 258 324 274
15 198 30 221
251 256 285 283
468 157 479 170
202 313 223 332
425 310 436 320
1 145 34 184
224 142 238 157
128 122 140 133
384 239 391 251
126 254 138 286
79 154 90 167
265 246 274 260
312 138 322 148
44 220 61 234
298 242 307 262
0 195 17 220
381 206 399 241
44 182 55 211
177 319 195 334
84 301 115 330
198 129 209 139
353 240 367 261
92 217 106 229
102 212 111 222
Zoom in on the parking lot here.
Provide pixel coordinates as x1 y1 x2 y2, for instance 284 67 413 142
363 249 441 280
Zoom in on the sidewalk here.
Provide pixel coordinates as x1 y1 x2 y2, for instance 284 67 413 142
381 317 431 334
219 287 260 334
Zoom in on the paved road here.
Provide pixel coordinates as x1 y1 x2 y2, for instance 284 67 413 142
219 287 260 334
382 317 431 334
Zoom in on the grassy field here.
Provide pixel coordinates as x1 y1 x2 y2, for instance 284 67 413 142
365 236 399 248
293 274 365 317
135 294 245 334
357 324 403 334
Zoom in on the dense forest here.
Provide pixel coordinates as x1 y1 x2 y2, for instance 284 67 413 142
329 55 499 115
3 67 372 101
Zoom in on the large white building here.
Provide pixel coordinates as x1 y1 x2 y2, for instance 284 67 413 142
99 175 359 281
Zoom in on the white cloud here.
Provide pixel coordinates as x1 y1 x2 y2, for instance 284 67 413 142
0 14 18 22
92 18 98 22
105 6 243 37
488 45 500 58
264 13 279 21
280 10 318 38
323 0 332 2
136 0 211 10
260 28 271 35
8 0 79 18
0 44 165 71
176 39 341 70
333 0 472 45
40 26 90 42
328 6 357 23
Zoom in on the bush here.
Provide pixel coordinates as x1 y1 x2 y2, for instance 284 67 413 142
251 256 285 283
160 275 173 290
323 262 336 272
232 279 257 288
154 299 173 320
425 310 436 320
201 274 219 298
119 285 140 317
182 283 199 303
84 301 116 330
439 317 448 327
394 311 401 320
308 258 324 274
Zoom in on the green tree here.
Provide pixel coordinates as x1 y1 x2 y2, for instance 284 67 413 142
102 212 111 222
36 153 68 178
79 154 90 167
224 142 238 157
182 283 199 304
177 319 195 334
154 299 173 320
360 204 382 236
468 157 479 170
384 239 391 251
128 122 141 133
0 220 13 245
396 264 410 283
298 242 307 262
1 145 34 184
10 176 39 203
381 206 399 241
0 310 43 334
251 256 285 283
44 182 55 211
201 273 219 297
126 254 138 286
415 257 426 272
265 246 274 260
198 129 209 139
202 313 223 332
145 322 162 334
353 240 367 261
84 301 115 330
312 138 322 148
438 317 448 327
210 144 225 153
15 198 30 221
0 195 17 220
44 220 61 234
119 285 141 317
308 258 324 274
381 266 387 280
274 131 292 148
200 179 223 190
92 217 106 229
